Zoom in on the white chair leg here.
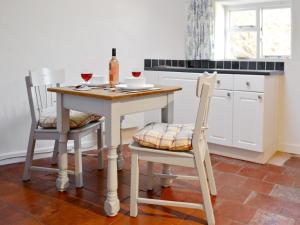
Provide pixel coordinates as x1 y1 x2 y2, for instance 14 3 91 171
130 152 139 217
22 125 36 181
74 139 83 188
51 140 59 165
97 126 104 170
147 162 154 191
204 146 217 196
161 164 173 187
196 161 215 225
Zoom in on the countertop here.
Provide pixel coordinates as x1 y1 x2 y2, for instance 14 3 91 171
145 66 284 76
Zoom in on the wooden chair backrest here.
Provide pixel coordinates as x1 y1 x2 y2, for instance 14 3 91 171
192 72 217 161
25 68 65 124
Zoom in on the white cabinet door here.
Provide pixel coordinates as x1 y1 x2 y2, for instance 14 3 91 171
233 91 264 152
207 90 233 146
159 73 200 124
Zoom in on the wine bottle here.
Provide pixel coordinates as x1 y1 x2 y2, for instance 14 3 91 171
109 48 119 87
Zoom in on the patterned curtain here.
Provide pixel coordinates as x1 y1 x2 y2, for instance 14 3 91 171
186 0 215 60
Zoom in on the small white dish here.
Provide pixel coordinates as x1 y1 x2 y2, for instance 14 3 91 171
124 77 145 88
115 84 154 90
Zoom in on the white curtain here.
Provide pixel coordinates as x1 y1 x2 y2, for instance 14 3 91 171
186 0 215 60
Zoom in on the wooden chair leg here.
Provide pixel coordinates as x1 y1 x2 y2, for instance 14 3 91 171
204 145 217 196
147 162 154 191
196 161 215 225
74 139 83 188
97 127 104 170
22 125 36 181
130 152 139 217
51 140 59 165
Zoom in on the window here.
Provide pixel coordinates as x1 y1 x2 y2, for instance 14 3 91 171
225 2 291 59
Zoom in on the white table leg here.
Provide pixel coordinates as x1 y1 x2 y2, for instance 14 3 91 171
117 116 125 171
161 93 174 187
56 93 70 191
104 108 120 216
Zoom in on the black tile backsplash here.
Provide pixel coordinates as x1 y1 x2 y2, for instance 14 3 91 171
152 59 158 67
171 60 178 67
202 60 209 68
178 60 185 67
166 60 172 67
144 59 151 68
266 62 275 70
145 59 285 72
257 62 266 70
240 61 248 70
159 59 165 66
217 61 224 69
249 62 257 70
224 61 232 69
275 62 284 71
195 60 201 68
208 61 215 69
187 60 194 68
232 61 239 69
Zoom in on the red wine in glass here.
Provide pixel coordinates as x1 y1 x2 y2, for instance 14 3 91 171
132 71 141 78
81 73 93 83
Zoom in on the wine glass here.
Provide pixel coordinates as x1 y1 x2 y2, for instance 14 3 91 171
81 71 93 85
131 68 142 78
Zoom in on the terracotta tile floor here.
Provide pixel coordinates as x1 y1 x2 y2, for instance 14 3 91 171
0 147 300 225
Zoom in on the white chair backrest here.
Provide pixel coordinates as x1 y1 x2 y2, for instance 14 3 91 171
30 68 65 86
25 68 66 124
192 72 217 161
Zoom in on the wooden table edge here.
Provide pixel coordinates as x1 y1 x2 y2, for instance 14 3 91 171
47 86 182 100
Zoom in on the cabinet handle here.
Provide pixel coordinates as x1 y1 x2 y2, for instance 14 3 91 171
227 92 231 97
246 81 250 86
258 95 262 100
217 80 221 84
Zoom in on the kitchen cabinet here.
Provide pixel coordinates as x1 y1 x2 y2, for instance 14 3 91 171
158 73 199 123
144 71 280 163
233 91 264 152
207 90 233 147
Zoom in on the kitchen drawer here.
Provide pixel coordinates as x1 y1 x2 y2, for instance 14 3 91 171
215 74 234 90
234 75 265 92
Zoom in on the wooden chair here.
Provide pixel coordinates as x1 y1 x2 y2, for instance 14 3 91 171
129 72 217 225
22 68 105 188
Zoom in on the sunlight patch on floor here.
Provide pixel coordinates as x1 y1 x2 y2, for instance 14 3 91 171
267 151 292 166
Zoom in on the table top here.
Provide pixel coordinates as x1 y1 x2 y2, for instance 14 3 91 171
48 85 182 100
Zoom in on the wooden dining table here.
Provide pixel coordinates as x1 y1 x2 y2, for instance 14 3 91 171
48 85 182 216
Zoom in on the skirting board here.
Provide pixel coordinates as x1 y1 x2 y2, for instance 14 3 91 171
0 140 98 166
278 143 300 155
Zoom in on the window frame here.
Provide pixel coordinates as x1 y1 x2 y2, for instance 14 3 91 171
224 1 292 60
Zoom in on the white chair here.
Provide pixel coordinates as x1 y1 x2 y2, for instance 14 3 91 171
129 73 217 225
22 68 105 188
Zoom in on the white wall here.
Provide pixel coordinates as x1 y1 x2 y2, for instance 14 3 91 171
278 0 300 154
0 0 186 163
